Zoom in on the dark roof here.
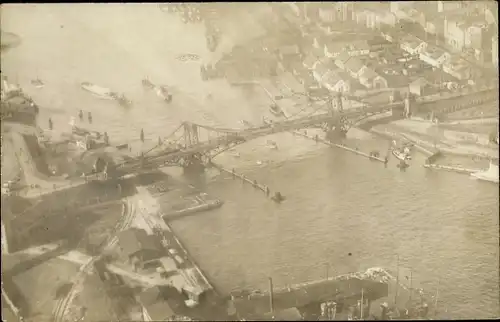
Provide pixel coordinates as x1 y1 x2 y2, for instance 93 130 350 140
117 228 163 258
138 287 176 321
359 68 379 81
344 57 365 74
303 54 320 68
231 277 388 318
335 51 351 65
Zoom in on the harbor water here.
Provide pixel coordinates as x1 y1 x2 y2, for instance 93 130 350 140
2 4 498 319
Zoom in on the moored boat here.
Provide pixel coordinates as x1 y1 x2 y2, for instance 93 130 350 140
269 103 284 117
156 86 173 103
392 148 411 162
471 159 499 183
31 78 45 88
80 82 114 100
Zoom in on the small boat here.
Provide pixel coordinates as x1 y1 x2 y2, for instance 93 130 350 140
392 148 411 162
156 86 172 103
31 78 45 88
80 82 114 100
269 103 284 117
271 192 285 203
240 120 253 128
142 78 155 90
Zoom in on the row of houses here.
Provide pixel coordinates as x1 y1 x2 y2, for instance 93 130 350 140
393 32 480 81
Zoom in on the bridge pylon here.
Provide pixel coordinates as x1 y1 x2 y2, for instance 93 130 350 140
325 92 348 141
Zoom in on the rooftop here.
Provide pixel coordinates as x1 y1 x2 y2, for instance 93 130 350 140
117 228 163 258
422 46 448 60
138 286 176 321
322 70 345 87
401 35 425 50
231 275 388 318
344 57 365 74
359 67 379 81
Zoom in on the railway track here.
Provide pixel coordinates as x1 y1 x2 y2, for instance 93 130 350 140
52 199 136 322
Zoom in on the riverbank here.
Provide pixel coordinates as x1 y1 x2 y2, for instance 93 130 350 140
370 117 498 176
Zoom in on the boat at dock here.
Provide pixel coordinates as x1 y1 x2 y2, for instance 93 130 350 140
80 82 115 100
142 79 172 103
392 148 411 162
163 198 224 221
269 103 285 117
471 159 499 183
30 78 45 88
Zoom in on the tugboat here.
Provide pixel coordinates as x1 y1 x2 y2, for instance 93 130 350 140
269 103 285 117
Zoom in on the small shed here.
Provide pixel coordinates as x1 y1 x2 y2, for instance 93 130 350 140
138 286 176 322
409 77 433 96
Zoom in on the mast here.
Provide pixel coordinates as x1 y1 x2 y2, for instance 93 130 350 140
360 288 364 320
395 254 400 307
434 278 440 317
325 262 329 281
268 277 274 314
409 270 413 303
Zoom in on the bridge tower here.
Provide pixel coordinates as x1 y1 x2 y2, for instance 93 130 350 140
182 122 204 174
325 92 349 141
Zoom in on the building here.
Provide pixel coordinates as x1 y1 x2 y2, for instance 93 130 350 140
117 228 164 270
354 8 397 30
400 35 428 55
343 57 366 79
444 15 488 52
303 53 320 70
442 55 472 80
358 68 388 89
138 286 177 321
321 70 351 93
409 77 434 96
437 0 463 13
277 44 303 72
419 46 451 68
345 40 370 57
324 41 346 59
312 58 336 83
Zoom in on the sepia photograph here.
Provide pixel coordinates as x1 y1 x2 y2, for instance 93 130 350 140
1 2 498 321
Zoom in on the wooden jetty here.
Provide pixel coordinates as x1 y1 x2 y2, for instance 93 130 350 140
423 163 478 175
291 130 387 163
209 162 283 202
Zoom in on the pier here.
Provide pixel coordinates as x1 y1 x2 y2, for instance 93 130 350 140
423 163 478 175
291 130 387 163
209 162 282 202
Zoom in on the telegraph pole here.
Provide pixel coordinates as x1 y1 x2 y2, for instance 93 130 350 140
395 254 400 307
